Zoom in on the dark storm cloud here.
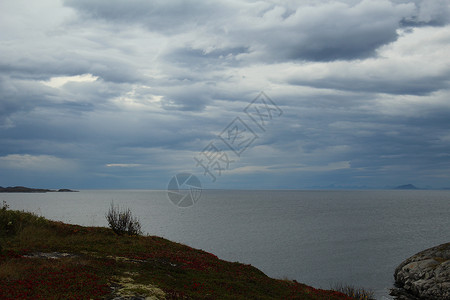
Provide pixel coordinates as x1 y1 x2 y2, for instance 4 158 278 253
0 49 143 83
0 76 56 125
64 0 226 34
163 47 250 69
397 0 450 27
287 71 450 95
254 91 450 188
255 0 414 62
0 74 129 125
64 0 417 62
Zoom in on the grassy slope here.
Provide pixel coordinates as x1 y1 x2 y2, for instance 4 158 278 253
0 205 354 300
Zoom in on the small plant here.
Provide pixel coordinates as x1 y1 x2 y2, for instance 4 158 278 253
105 203 142 236
331 283 375 300
0 201 13 236
0 202 47 239
1 200 9 211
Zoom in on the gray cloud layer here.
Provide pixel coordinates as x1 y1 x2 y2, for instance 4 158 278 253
1 0 450 189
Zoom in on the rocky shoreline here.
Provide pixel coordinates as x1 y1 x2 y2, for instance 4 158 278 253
390 242 450 300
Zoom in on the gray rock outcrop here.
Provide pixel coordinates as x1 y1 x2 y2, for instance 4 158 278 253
390 242 450 300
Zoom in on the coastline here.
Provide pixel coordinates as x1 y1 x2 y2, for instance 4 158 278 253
0 205 358 299
2 189 449 299
0 186 78 193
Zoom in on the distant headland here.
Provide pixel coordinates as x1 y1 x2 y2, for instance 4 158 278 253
394 184 419 190
0 186 78 193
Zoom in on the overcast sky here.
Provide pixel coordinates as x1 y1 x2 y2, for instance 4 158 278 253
1 0 450 190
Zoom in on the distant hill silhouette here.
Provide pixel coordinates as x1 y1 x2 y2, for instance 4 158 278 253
394 184 419 190
0 186 77 193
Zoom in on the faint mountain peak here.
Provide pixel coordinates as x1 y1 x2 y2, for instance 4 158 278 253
394 184 419 190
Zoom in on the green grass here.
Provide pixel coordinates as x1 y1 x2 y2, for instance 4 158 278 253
0 202 355 299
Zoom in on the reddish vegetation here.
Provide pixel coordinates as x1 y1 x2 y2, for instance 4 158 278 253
0 251 109 300
0 205 356 299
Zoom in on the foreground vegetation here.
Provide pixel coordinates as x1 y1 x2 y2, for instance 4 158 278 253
0 201 368 299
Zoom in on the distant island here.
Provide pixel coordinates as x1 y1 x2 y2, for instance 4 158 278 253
394 184 419 190
0 186 78 193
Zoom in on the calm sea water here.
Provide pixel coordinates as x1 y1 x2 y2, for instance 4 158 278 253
2 190 449 299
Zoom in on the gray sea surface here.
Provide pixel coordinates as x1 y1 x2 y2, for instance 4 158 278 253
2 189 449 299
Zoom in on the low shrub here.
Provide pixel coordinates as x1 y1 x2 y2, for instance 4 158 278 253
331 283 375 300
105 203 142 236
0 201 47 237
